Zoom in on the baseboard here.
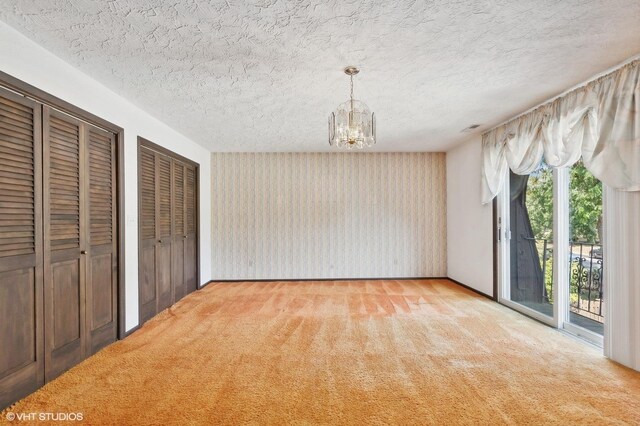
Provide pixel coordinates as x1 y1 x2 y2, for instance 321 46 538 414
198 280 214 289
123 324 141 338
446 277 496 301
200 277 495 302
199 276 494 298
203 276 449 284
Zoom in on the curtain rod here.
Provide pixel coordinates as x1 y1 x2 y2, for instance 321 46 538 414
483 52 640 136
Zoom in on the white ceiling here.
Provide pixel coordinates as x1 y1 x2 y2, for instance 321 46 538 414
1 1 639 152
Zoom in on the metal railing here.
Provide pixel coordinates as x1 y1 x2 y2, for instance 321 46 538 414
569 242 603 322
533 239 604 323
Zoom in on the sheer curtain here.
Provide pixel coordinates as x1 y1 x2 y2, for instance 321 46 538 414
481 58 640 371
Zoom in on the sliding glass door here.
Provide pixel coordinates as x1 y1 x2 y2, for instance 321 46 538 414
497 160 604 345
502 161 554 320
498 161 555 324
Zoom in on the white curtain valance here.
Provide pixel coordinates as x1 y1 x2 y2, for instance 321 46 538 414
482 59 640 204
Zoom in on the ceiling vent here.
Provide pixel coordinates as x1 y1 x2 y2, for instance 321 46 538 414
461 124 481 133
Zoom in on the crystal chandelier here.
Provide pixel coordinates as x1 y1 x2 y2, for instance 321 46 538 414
329 66 376 149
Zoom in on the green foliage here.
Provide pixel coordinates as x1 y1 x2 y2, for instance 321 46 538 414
569 162 602 242
526 163 553 240
525 161 602 243
543 256 553 303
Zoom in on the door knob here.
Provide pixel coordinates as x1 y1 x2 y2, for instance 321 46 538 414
183 235 187 239
158 239 163 243
80 250 87 255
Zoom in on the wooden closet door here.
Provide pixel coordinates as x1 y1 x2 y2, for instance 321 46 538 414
184 165 198 294
85 126 117 355
138 139 199 325
138 146 157 323
171 160 186 302
156 154 173 311
43 107 86 381
0 89 44 408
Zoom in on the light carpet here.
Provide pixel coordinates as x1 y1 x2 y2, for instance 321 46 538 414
2 279 639 425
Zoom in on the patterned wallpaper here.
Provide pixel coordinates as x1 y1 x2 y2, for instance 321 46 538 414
211 153 446 279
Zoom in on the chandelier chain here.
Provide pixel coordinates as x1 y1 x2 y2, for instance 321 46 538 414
350 75 354 101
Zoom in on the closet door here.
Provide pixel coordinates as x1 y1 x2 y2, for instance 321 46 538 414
138 146 157 323
85 126 117 355
171 161 186 302
156 154 172 311
138 139 198 325
184 165 198 294
43 107 86 381
0 89 44 407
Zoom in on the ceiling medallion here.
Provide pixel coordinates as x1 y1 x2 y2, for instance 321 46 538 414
328 66 376 150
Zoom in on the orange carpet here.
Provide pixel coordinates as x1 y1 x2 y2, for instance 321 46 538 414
2 279 640 425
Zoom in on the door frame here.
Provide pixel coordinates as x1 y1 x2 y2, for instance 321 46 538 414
0 71 127 339
136 137 200 327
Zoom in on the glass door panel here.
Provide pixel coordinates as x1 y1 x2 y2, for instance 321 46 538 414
568 161 604 336
507 161 554 318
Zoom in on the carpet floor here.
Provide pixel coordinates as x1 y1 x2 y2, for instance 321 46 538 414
2 279 640 425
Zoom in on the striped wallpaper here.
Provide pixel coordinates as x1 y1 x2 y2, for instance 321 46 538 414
211 152 447 279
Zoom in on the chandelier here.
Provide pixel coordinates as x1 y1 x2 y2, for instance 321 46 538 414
328 66 376 149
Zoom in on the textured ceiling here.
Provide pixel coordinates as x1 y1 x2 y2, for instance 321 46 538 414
1 1 640 152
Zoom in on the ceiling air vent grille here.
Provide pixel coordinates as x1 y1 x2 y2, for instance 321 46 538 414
461 124 481 133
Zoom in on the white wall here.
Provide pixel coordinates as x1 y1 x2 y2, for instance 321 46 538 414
603 187 640 371
446 137 494 296
0 22 212 332
211 152 447 279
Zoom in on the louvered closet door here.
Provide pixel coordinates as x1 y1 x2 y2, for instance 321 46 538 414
171 160 186 302
43 107 86 381
138 146 157 323
138 139 198 326
156 154 173 311
85 126 117 355
184 164 197 294
0 88 44 408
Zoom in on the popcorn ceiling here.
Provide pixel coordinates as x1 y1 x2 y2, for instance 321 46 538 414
1 0 639 152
